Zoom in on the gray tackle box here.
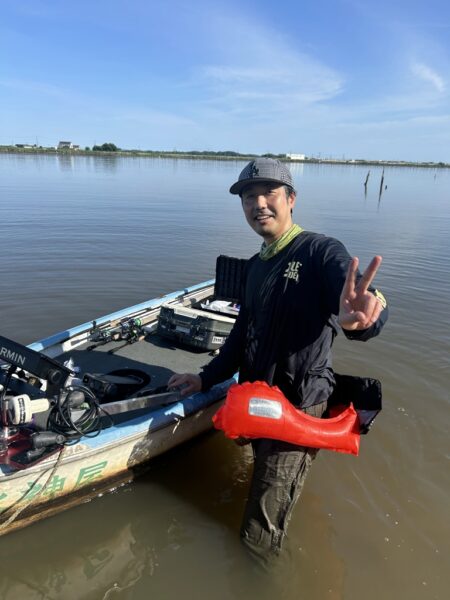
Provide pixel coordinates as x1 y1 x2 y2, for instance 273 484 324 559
157 255 246 351
157 304 235 351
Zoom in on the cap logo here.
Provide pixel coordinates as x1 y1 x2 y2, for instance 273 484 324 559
250 164 259 177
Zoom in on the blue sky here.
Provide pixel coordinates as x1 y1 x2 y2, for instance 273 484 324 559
1 0 449 161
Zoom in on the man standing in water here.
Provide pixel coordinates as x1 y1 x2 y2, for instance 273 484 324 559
168 158 388 560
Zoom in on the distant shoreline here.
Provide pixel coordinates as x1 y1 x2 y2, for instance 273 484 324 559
1 146 448 169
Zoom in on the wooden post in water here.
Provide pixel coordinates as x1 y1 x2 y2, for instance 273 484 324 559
364 170 370 197
378 168 385 201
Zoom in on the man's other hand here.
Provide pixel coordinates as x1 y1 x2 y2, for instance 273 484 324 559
167 373 202 396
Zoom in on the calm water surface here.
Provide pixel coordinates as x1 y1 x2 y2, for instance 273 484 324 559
0 154 449 599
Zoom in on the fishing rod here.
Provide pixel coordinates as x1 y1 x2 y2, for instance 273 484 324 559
87 317 145 352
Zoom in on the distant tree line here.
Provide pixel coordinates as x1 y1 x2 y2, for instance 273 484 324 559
153 149 287 158
92 143 119 152
181 150 244 156
87 144 287 158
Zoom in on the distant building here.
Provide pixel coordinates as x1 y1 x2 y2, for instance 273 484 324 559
57 141 76 150
287 153 306 161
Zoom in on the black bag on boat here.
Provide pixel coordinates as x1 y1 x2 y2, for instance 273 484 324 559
327 373 382 434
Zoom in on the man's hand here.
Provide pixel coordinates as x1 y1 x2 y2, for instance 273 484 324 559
338 256 384 331
167 373 202 396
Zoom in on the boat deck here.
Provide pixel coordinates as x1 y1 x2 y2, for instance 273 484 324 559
57 331 214 399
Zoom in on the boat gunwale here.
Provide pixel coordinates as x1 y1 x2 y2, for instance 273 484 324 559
29 279 215 353
0 393 227 482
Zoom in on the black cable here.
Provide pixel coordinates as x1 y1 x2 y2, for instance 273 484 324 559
47 384 113 440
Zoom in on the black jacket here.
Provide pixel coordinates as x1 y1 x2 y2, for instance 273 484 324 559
200 232 388 408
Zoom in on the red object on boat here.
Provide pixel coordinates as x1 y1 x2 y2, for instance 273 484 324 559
212 381 360 455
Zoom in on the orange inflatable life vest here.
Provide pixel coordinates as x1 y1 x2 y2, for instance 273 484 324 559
212 381 360 455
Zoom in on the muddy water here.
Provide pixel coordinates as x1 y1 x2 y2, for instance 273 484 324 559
0 154 448 599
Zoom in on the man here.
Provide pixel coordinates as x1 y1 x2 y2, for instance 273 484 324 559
168 158 388 560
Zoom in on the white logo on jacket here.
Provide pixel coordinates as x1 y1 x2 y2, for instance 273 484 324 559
283 261 302 283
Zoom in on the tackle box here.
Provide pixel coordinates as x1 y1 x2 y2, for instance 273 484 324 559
157 255 247 351
157 304 235 351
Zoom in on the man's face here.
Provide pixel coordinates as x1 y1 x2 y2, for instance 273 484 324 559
241 183 296 244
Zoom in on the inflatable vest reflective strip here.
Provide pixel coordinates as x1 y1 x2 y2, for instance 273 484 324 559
212 381 360 455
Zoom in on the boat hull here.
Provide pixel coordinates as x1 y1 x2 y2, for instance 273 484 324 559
0 398 223 536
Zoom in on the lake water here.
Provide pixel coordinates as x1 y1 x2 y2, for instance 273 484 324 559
0 153 449 599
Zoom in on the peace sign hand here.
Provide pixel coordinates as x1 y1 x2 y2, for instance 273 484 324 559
338 256 384 331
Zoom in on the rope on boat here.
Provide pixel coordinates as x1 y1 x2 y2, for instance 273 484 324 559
0 446 66 532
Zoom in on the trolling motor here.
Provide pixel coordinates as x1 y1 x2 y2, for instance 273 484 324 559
0 334 72 468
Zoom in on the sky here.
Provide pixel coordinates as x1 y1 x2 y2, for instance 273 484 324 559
1 0 449 162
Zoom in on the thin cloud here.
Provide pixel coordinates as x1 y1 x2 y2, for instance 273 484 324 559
202 64 342 106
0 78 105 107
194 10 344 118
411 62 446 92
0 78 69 99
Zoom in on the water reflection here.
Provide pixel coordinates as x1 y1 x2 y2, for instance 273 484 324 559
57 153 75 172
0 436 347 600
54 153 124 174
288 162 304 177
90 155 120 174
0 500 154 600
